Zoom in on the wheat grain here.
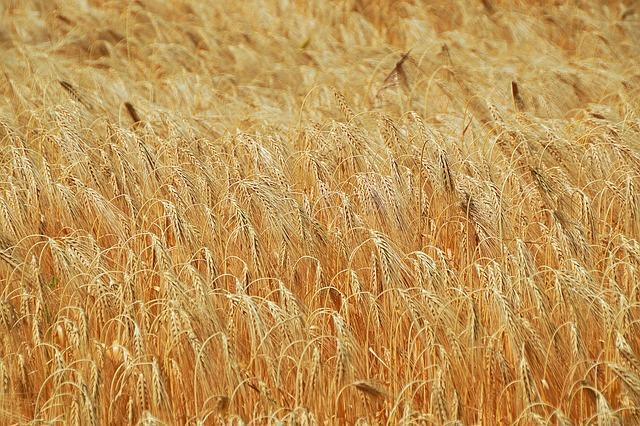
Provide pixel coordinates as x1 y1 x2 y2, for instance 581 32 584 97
333 89 355 123
137 372 149 412
616 332 640 375
127 396 135 426
81 382 97 426
520 346 541 411
70 397 81 426
431 369 449 424
595 389 622 426
569 321 582 361
151 358 165 410
89 360 100 402
0 358 8 395
307 344 321 399
608 363 640 400
17 353 28 396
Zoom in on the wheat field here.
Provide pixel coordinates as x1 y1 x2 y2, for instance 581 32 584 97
1 0 640 424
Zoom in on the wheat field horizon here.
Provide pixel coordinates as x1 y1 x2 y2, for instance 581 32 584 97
1 1 640 424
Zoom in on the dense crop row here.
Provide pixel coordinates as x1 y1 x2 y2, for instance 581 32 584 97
1 0 639 424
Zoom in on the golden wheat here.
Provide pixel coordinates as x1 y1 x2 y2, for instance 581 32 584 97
0 0 640 424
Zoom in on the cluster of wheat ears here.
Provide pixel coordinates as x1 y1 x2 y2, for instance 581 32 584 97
1 0 640 424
